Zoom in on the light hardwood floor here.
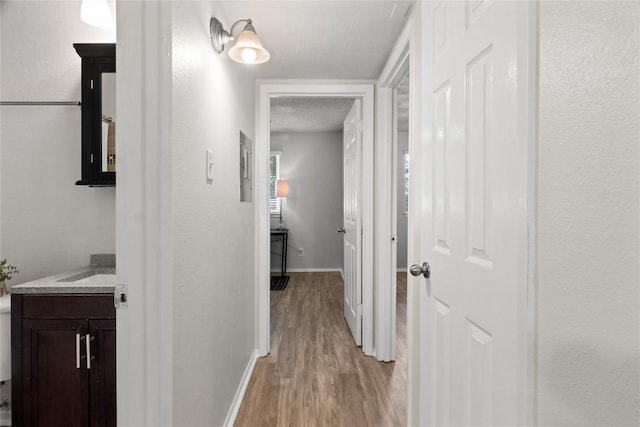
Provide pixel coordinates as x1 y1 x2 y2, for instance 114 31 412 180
235 272 407 427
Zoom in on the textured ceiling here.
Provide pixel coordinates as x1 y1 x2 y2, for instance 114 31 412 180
219 1 415 133
271 97 355 133
270 77 408 133
218 1 414 79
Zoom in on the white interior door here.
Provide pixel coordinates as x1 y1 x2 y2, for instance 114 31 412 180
415 1 530 425
343 99 363 346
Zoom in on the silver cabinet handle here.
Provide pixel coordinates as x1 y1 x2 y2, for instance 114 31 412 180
337 227 346 234
86 334 91 369
76 333 81 369
410 262 431 279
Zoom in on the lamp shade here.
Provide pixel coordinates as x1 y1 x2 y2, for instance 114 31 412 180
80 0 112 28
228 25 270 64
276 180 289 198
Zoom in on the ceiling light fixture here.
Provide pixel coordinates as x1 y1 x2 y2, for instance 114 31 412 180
210 17 270 65
80 0 112 28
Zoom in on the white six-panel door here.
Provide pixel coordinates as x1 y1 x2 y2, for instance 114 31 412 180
343 100 363 346
417 1 530 425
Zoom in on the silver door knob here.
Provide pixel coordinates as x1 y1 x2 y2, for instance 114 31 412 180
337 227 346 234
410 262 431 279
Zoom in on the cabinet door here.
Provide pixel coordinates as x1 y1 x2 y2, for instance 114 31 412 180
22 319 90 427
89 319 116 427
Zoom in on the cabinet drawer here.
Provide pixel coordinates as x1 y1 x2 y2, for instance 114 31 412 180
22 295 115 319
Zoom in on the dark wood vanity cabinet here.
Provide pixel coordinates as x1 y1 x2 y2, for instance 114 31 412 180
11 294 116 427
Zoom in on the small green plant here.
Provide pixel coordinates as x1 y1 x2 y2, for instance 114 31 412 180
0 259 18 296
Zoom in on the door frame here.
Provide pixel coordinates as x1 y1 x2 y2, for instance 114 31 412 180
116 2 173 425
255 81 375 357
520 2 539 423
374 23 411 362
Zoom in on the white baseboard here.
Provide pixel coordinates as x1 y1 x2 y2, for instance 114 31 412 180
270 268 342 273
223 349 258 427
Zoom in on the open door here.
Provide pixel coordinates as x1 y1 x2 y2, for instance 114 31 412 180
342 99 363 346
411 1 533 425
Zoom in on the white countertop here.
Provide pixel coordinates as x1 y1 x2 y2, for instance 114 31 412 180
10 266 116 295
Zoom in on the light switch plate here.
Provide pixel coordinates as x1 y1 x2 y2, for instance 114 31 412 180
206 149 214 180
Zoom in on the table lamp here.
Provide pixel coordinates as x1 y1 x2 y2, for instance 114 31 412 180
276 180 289 229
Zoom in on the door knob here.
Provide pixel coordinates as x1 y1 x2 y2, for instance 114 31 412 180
337 227 346 233
410 262 431 279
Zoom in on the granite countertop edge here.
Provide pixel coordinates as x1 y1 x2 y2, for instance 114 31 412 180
11 264 116 295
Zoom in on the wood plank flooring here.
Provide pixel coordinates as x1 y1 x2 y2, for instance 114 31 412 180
235 272 407 427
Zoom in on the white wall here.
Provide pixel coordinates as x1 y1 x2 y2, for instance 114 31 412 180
0 1 116 284
270 131 343 271
171 2 255 425
396 131 408 269
537 2 640 425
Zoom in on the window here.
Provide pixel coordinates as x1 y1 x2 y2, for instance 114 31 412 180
403 150 409 215
269 152 281 214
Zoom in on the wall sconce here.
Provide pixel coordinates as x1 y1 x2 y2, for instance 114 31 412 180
210 17 270 65
80 0 112 28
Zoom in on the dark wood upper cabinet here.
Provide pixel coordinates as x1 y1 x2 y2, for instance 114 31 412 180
74 43 116 187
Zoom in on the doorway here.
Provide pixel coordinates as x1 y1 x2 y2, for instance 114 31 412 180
255 83 375 357
267 96 351 289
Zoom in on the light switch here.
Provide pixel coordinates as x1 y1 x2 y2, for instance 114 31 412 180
206 149 214 180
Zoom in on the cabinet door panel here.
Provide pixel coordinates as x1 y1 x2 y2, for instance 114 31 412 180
90 319 116 427
23 319 90 427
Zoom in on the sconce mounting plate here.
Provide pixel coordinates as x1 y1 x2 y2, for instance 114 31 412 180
210 17 228 54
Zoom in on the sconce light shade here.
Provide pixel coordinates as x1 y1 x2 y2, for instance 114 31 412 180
228 24 270 64
81 0 112 28
276 180 289 198
210 17 270 65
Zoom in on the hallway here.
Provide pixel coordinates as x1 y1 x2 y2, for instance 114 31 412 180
235 272 407 426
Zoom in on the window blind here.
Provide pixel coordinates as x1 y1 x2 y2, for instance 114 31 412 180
403 150 409 215
269 153 281 214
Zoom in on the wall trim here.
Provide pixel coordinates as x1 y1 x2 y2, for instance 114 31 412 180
374 21 411 363
405 4 423 424
223 350 258 427
520 1 538 424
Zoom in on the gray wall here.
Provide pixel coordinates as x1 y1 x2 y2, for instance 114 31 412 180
0 1 116 285
537 1 639 424
271 131 343 271
171 2 256 425
396 131 408 269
